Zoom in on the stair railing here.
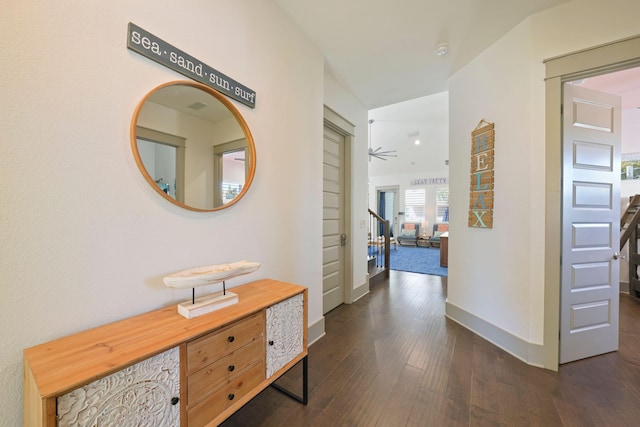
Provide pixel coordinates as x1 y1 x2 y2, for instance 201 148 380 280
621 194 640 298
620 194 640 249
368 209 390 276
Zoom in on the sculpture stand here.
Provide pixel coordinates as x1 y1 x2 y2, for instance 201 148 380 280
163 261 261 320
177 281 238 319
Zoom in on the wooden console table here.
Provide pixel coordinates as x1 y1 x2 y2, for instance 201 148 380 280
23 279 308 427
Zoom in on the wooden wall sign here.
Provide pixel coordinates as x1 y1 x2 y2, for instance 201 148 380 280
468 120 494 228
127 23 256 108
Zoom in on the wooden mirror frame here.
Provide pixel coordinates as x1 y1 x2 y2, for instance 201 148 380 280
130 80 256 212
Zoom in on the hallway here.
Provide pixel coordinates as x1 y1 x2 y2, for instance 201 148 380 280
223 271 640 426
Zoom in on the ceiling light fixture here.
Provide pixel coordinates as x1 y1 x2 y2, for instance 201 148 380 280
188 101 207 110
368 119 397 161
408 131 420 145
435 43 449 56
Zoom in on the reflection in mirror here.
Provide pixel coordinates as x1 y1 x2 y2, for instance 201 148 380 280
214 138 249 206
131 81 255 211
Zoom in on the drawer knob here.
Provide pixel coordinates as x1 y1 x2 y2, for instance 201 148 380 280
228 336 235 343
228 365 235 372
268 340 274 346
171 397 180 406
228 393 235 401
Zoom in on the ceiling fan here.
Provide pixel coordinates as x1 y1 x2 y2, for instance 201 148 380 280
368 119 397 161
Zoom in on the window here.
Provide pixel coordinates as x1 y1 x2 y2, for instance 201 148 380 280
436 188 449 223
222 182 243 204
404 189 425 222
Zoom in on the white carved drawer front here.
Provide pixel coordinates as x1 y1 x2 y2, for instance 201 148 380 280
57 347 180 427
266 293 304 378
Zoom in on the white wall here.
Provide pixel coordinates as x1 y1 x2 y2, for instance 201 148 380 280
0 1 328 424
447 0 640 363
449 19 536 342
622 109 640 156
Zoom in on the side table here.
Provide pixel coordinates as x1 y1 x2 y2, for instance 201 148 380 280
417 236 431 247
440 232 449 267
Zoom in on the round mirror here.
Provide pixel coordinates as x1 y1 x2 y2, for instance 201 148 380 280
131 81 256 211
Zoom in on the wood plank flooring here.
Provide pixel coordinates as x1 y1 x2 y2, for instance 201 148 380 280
221 270 640 426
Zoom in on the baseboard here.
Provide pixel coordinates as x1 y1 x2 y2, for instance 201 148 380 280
308 315 326 346
368 269 388 285
621 281 629 294
308 279 368 347
445 301 545 368
352 280 369 303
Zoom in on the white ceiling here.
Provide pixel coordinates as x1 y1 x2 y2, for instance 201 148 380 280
367 92 449 177
272 1 640 177
365 66 640 177
581 67 640 110
274 0 570 109
147 84 232 123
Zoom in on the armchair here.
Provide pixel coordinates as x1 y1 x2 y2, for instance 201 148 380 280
428 223 449 247
397 223 420 246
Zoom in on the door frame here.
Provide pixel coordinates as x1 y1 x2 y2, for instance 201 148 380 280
376 185 400 237
323 106 356 305
543 34 640 370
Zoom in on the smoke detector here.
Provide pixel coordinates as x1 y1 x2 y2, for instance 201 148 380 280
435 43 449 56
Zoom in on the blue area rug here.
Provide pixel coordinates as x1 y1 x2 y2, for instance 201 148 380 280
370 244 448 277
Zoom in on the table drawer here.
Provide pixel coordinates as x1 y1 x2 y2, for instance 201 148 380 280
187 311 263 375
188 361 265 427
187 338 264 407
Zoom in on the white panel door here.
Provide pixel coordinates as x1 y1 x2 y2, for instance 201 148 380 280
323 125 345 314
560 84 621 364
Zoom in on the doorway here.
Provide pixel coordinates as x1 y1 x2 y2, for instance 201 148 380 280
322 107 354 315
544 34 640 370
559 82 621 364
136 126 186 203
376 186 399 238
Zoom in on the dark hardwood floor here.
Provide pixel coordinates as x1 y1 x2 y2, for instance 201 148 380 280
222 271 640 426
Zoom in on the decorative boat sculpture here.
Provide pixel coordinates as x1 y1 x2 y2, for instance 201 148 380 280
163 260 260 319
163 260 260 289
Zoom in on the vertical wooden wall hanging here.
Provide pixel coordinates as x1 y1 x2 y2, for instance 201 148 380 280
469 120 494 228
